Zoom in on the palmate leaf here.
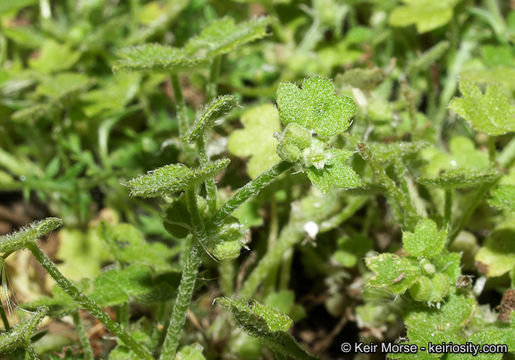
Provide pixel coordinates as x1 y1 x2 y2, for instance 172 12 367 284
215 297 317 360
306 149 361 193
418 167 501 189
402 219 447 257
186 95 238 143
125 159 230 198
113 44 209 73
389 0 459 33
228 104 281 178
277 76 356 136
449 78 515 136
365 254 421 294
184 17 271 57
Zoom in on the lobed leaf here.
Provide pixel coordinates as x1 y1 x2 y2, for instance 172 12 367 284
277 76 356 136
0 217 62 254
227 104 281 178
186 95 238 143
449 78 515 136
125 159 230 198
402 219 447 257
365 253 421 294
306 149 361 193
113 44 208 73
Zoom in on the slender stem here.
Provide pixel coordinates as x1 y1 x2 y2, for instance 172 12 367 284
449 179 498 243
319 197 367 233
263 198 279 294
357 143 419 231
444 189 453 232
197 137 217 215
240 223 303 299
25 343 39 360
72 311 94 360
488 136 496 164
0 305 9 331
160 188 205 359
26 243 153 360
210 161 293 229
171 74 189 143
206 56 222 102
116 302 130 327
219 260 235 296
279 249 293 290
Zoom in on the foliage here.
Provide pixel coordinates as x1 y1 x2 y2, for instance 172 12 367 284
0 0 514 359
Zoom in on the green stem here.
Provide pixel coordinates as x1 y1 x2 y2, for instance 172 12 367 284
24 343 39 360
206 56 222 102
160 188 205 359
197 137 217 215
357 143 419 231
444 189 453 232
72 311 94 360
279 248 293 290
263 198 279 294
319 197 367 233
171 73 189 143
449 179 498 243
210 161 292 229
240 223 303 299
0 305 9 331
219 260 235 296
488 136 496 164
26 243 153 360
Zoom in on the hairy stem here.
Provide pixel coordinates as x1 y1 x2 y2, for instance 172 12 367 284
73 311 94 360
26 242 152 360
160 188 205 359
444 189 453 232
210 161 292 229
171 73 189 142
197 136 217 215
358 142 418 231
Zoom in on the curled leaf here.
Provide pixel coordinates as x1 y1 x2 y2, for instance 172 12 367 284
0 217 62 254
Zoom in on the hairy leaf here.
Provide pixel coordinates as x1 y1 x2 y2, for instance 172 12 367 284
418 167 501 189
0 217 62 254
449 78 515 136
186 95 238 143
402 219 447 257
306 149 361 192
488 185 515 212
0 306 48 354
126 159 230 198
277 76 356 136
366 254 421 294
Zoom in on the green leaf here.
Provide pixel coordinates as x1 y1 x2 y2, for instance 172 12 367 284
277 76 356 136
0 217 62 254
408 41 450 72
402 219 447 257
475 227 515 277
449 78 515 136
0 0 36 15
365 254 421 294
113 44 208 73
276 123 312 163
186 95 238 143
215 297 317 360
306 149 361 193
216 297 292 333
28 40 81 73
185 17 271 57
0 306 48 354
418 167 501 189
176 344 206 360
126 159 230 198
98 222 176 270
488 185 515 212
227 104 281 178
335 67 385 91
404 294 476 349
333 235 373 268
389 0 458 33
91 264 180 306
